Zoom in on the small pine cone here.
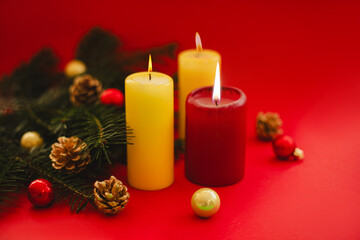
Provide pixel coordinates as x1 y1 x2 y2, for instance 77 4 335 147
69 74 102 106
256 112 283 141
50 136 91 173
94 176 130 215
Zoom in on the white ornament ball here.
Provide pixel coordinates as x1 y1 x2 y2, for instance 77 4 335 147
64 60 86 77
191 188 220 218
20 131 44 150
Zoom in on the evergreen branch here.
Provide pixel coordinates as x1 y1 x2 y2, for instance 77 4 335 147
51 105 130 168
88 112 111 165
0 26 177 214
0 157 15 185
174 139 185 160
75 27 177 90
27 161 93 201
122 43 177 66
0 49 64 99
0 150 27 209
25 105 52 131
21 149 94 213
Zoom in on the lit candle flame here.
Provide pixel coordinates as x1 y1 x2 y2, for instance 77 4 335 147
212 62 221 105
148 54 152 72
148 54 152 80
195 32 203 51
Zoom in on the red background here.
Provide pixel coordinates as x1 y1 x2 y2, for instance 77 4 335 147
1 0 360 239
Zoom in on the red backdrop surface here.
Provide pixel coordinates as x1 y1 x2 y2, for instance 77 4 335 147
1 0 360 239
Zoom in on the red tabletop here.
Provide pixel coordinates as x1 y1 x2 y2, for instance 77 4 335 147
1 0 360 239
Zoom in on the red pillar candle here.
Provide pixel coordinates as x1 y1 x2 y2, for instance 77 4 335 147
185 65 246 186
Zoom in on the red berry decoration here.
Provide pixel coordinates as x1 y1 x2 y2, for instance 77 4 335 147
272 135 304 160
272 135 295 158
100 88 124 107
27 179 55 207
2 108 14 115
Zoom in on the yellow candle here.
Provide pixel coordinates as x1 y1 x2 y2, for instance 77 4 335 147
178 33 221 139
125 55 174 190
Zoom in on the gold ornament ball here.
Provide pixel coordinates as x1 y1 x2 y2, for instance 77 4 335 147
64 60 86 77
20 131 44 150
191 188 220 218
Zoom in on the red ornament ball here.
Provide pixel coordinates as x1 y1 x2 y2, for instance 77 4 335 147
272 135 296 159
100 88 124 107
27 179 55 207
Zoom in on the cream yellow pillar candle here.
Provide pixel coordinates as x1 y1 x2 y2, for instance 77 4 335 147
178 33 221 139
125 55 174 190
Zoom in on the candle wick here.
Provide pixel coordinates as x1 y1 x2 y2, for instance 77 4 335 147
215 100 218 106
149 73 151 80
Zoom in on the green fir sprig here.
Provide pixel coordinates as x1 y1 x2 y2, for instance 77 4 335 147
24 147 94 213
0 149 27 210
76 27 177 91
0 26 177 213
52 105 132 167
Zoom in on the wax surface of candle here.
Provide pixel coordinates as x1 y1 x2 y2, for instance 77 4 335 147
178 49 221 139
194 97 233 106
125 71 174 190
185 86 246 186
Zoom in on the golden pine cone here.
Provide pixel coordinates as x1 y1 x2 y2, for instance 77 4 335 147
69 74 102 106
50 136 91 173
94 176 130 215
256 112 283 141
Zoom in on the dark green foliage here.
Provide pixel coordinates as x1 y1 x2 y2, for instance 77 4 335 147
0 27 178 213
0 150 27 209
52 105 131 167
76 27 177 91
174 139 185 160
0 49 65 99
25 147 94 213
76 27 120 89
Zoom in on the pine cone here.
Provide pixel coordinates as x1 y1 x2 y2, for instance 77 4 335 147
69 74 102 106
256 112 283 141
50 136 91 173
94 176 130 215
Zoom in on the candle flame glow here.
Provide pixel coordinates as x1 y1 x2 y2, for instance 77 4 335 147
212 62 221 105
148 54 152 72
195 32 203 51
